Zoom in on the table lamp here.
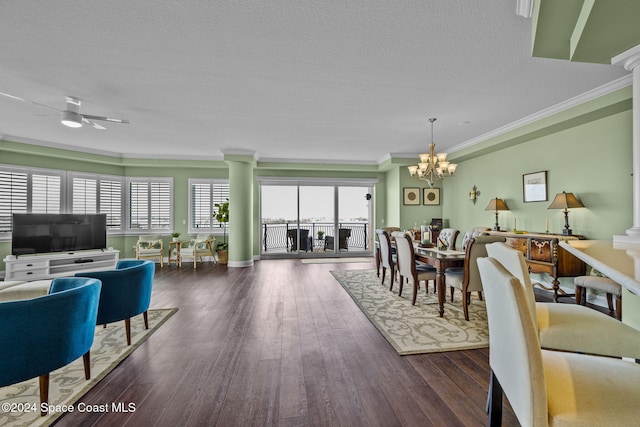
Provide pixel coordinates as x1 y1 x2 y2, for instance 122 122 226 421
485 198 509 231
548 191 584 235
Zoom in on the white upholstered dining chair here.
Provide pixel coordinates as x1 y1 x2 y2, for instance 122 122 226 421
444 235 505 320
485 242 640 359
437 228 459 249
375 229 396 288
478 256 640 427
392 231 436 305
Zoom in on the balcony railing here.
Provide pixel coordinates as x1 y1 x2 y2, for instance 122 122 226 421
262 222 369 253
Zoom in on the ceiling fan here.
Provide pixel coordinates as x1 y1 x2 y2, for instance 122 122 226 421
0 91 129 129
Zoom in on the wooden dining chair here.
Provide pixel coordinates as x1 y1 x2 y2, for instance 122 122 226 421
375 229 396 287
392 231 436 305
445 235 505 320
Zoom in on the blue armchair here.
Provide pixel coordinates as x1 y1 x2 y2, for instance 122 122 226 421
0 277 101 416
75 259 155 345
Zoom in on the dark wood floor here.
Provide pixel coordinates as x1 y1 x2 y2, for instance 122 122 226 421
55 258 521 427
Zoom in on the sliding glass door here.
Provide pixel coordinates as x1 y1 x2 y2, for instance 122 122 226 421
260 180 373 257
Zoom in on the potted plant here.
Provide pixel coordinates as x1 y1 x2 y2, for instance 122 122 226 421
317 230 324 240
214 199 229 264
171 231 181 242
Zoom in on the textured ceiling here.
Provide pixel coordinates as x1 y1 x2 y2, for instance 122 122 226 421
0 1 630 164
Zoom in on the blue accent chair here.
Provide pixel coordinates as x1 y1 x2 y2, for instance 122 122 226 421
0 277 101 416
75 259 155 345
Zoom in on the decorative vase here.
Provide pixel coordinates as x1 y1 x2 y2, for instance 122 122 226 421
172 237 179 242
218 249 229 264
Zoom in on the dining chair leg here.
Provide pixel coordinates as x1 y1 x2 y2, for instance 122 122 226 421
616 295 622 320
488 370 503 427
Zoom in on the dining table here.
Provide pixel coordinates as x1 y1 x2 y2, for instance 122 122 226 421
413 244 466 317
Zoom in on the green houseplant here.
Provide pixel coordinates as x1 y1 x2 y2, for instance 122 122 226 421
171 231 181 242
214 199 229 264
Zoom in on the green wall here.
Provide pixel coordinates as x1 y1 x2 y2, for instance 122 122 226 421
441 105 633 240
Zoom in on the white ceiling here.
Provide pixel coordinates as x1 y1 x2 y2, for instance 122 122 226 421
0 1 629 164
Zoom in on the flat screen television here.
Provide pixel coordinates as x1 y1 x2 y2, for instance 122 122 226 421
12 213 107 256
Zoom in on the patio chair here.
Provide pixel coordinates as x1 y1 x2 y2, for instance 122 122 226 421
287 229 312 252
324 228 351 251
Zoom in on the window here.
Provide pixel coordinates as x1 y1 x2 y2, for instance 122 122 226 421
69 173 124 231
188 179 229 233
127 177 173 232
0 166 63 235
1 164 172 238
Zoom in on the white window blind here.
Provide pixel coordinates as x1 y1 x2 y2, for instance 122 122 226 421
31 174 61 213
100 179 123 230
189 179 229 233
128 178 172 232
72 177 97 214
0 170 28 233
0 167 63 234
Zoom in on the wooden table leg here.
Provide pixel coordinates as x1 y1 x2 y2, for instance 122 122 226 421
436 265 446 317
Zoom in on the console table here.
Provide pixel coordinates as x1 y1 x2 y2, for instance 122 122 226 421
488 231 587 301
4 249 120 281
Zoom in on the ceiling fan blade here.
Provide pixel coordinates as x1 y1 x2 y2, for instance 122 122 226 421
81 117 106 130
82 114 130 124
0 91 61 112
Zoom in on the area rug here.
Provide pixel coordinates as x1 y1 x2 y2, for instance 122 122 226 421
301 257 373 264
0 308 177 427
331 269 488 355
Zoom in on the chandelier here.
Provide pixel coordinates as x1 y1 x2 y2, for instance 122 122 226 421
408 118 457 188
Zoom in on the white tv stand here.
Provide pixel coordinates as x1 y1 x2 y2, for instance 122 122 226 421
3 249 120 281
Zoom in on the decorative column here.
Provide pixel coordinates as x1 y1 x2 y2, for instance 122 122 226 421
224 153 255 267
613 44 640 243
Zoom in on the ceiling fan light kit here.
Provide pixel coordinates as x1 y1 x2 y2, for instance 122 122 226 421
61 110 83 128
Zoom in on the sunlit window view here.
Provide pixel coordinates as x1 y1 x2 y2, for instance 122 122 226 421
260 184 372 255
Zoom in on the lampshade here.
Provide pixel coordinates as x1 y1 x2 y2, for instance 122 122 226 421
485 198 509 211
548 191 584 235
548 191 584 210
485 198 509 231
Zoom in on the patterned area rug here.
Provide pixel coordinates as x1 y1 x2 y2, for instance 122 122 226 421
0 308 177 427
331 269 489 355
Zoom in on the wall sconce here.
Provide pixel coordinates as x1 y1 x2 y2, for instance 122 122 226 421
469 185 480 204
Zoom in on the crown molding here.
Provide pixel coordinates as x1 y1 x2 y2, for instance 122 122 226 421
612 44 640 71
516 0 534 18
448 74 633 154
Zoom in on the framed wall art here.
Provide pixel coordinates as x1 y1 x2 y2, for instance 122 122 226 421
423 188 440 205
523 171 548 202
403 187 420 205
